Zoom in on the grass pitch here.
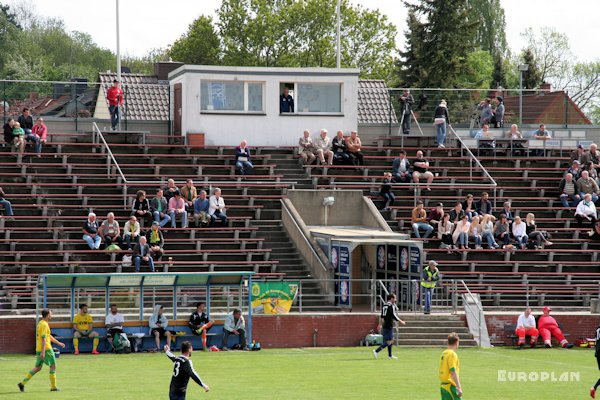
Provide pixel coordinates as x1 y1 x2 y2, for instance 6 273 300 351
0 346 596 399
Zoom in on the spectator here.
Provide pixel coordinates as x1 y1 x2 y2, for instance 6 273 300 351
188 302 214 350
477 98 493 125
427 202 445 235
421 260 439 314
448 202 465 224
589 220 600 240
105 304 125 349
180 179 198 211
221 309 248 351
12 121 25 153
462 194 477 221
438 213 455 250
433 99 451 148
505 124 524 156
131 190 152 227
193 190 210 227
515 307 539 349
209 188 227 227
575 193 597 227
538 306 572 348
314 129 333 166
452 214 471 249
106 80 123 130
133 236 155 272
559 173 580 208
567 160 582 181
149 305 171 350
525 213 552 249
481 214 499 249
235 140 253 176
163 178 178 203
532 124 551 156
18 107 33 135
477 124 495 155
411 200 433 238
577 170 600 203
72 304 100 355
3 117 15 145
586 161 599 182
298 129 316 165
332 130 350 164
168 191 188 228
280 87 294 113
379 172 395 211
494 214 511 248
468 215 483 249
583 143 600 174
476 192 493 216
392 150 412 183
151 188 171 228
145 221 164 260
123 215 141 250
99 212 123 249
412 150 434 191
82 212 101 250
30 117 47 156
493 97 504 128
570 144 585 165
498 201 514 225
512 216 528 249
346 130 364 166
0 186 14 217
399 89 414 135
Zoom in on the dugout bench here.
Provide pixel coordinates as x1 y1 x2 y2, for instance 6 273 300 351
504 323 570 347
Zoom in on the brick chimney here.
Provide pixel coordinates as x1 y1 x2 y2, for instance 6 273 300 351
540 82 551 91
30 92 38 102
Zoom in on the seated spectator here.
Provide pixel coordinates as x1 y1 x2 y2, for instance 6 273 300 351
3 117 15 145
151 188 171 228
298 129 316 165
583 143 600 175
123 215 141 250
18 107 33 134
180 179 197 211
412 150 434 191
221 309 248 351
532 124 551 156
427 202 444 235
498 201 514 225
570 144 585 165
411 200 433 238
346 130 364 166
168 191 188 228
559 174 579 210
452 214 471 249
438 213 454 250
392 150 412 183
332 130 350 164
30 117 47 156
525 213 552 249
0 186 14 217
235 140 253 176
163 178 178 202
494 214 511 248
476 124 494 155
588 220 600 240
73 304 100 355
512 216 528 249
379 172 395 211
209 188 227 227
448 202 465 224
575 193 597 227
12 121 25 153
585 161 599 182
538 306 572 348
133 236 154 272
82 212 101 250
131 190 152 227
567 160 582 181
505 124 524 156
481 214 499 249
577 170 599 203
99 212 123 249
149 305 171 350
468 215 483 249
314 129 333 166
477 98 493 125
515 307 539 349
105 304 125 350
461 194 477 221
188 302 214 350
193 190 211 227
145 221 164 260
476 192 493 216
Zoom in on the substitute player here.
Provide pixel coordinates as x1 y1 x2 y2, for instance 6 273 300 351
165 342 210 400
372 293 405 359
590 323 600 398
18 309 65 392
439 332 463 400
188 302 214 351
73 304 99 354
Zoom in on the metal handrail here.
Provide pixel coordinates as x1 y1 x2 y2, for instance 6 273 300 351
459 279 484 347
92 122 128 206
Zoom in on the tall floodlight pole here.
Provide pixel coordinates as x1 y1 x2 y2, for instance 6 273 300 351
518 64 529 126
336 0 341 68
116 0 121 83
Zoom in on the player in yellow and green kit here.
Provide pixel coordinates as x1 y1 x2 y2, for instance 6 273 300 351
73 304 99 354
439 332 463 400
18 309 65 392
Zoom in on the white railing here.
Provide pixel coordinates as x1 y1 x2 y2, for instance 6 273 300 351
92 122 128 205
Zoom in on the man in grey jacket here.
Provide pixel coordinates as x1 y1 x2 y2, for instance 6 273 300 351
221 309 248 351
314 129 333 166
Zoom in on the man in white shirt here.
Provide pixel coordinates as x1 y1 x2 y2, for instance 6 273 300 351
209 188 227 227
314 129 333 166
575 193 598 228
105 304 125 350
515 307 539 349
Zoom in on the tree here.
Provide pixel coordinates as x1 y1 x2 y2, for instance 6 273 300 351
491 53 506 88
458 49 494 88
0 3 22 75
520 49 542 89
521 27 571 85
168 15 220 65
467 0 507 57
393 10 425 87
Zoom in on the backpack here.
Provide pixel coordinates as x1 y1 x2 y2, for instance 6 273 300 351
113 333 131 353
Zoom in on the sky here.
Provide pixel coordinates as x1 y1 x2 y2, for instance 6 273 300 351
7 0 600 62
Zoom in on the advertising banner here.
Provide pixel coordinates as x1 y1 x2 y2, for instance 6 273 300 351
251 282 298 314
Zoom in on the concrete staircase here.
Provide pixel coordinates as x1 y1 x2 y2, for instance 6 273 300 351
395 314 478 347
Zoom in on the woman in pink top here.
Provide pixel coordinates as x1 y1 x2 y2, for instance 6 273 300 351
31 117 47 155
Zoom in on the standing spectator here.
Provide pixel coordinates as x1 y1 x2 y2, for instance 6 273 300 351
392 150 412 183
493 97 504 128
145 221 164 260
151 188 171 228
448 202 465 224
149 305 171 350
559 173 580 208
515 307 538 349
379 172 395 211
512 216 528 249
399 89 414 135
72 304 100 355
3 117 15 145
163 178 178 203
18 107 33 135
193 190 211 227
30 117 47 156
221 309 248 351
105 304 125 347
346 130 364 166
314 129 333 166
575 193 597 227
412 150 434 191
180 179 198 211
411 200 433 238
498 201 514 225
567 160 582 181
188 302 214 351
433 99 451 148
168 191 188 228
468 215 483 249
235 140 253 176
477 98 493 125
462 194 477 221
421 261 439 314
209 188 227 227
427 202 445 236
476 192 493 216
123 215 141 250
280 87 294 113
452 214 471 249
372 293 405 359
577 170 600 203
332 130 350 164
481 214 499 249
0 186 14 217
133 236 155 272
525 213 552 249
12 121 25 153
494 214 511 248
583 143 600 175
437 214 455 250
82 212 101 250
106 80 123 130
99 212 123 249
570 144 585 165
131 190 151 227
298 129 316 165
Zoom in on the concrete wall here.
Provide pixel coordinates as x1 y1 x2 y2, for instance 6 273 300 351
40 118 170 136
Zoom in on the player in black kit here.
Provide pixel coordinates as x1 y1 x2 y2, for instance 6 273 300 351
373 293 405 360
165 341 210 400
590 325 600 398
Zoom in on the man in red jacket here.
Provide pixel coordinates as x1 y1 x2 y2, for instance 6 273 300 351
537 306 573 348
106 80 123 130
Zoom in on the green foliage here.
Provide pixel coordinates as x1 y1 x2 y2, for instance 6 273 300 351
492 53 507 88
458 49 494 89
521 27 572 84
588 104 600 125
520 49 543 89
0 3 22 74
168 15 220 65
467 0 507 57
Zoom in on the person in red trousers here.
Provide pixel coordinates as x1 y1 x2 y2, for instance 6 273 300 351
537 306 573 348
515 307 538 349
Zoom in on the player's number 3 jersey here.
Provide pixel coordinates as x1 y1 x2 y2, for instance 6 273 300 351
167 352 205 396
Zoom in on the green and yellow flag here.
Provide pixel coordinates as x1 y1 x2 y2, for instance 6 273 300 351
251 282 298 314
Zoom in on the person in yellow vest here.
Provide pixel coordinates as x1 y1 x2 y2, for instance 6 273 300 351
421 260 440 314
439 332 462 400
73 304 100 355
18 309 65 392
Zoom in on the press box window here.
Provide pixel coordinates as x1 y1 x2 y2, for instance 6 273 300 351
201 81 264 113
297 83 341 113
